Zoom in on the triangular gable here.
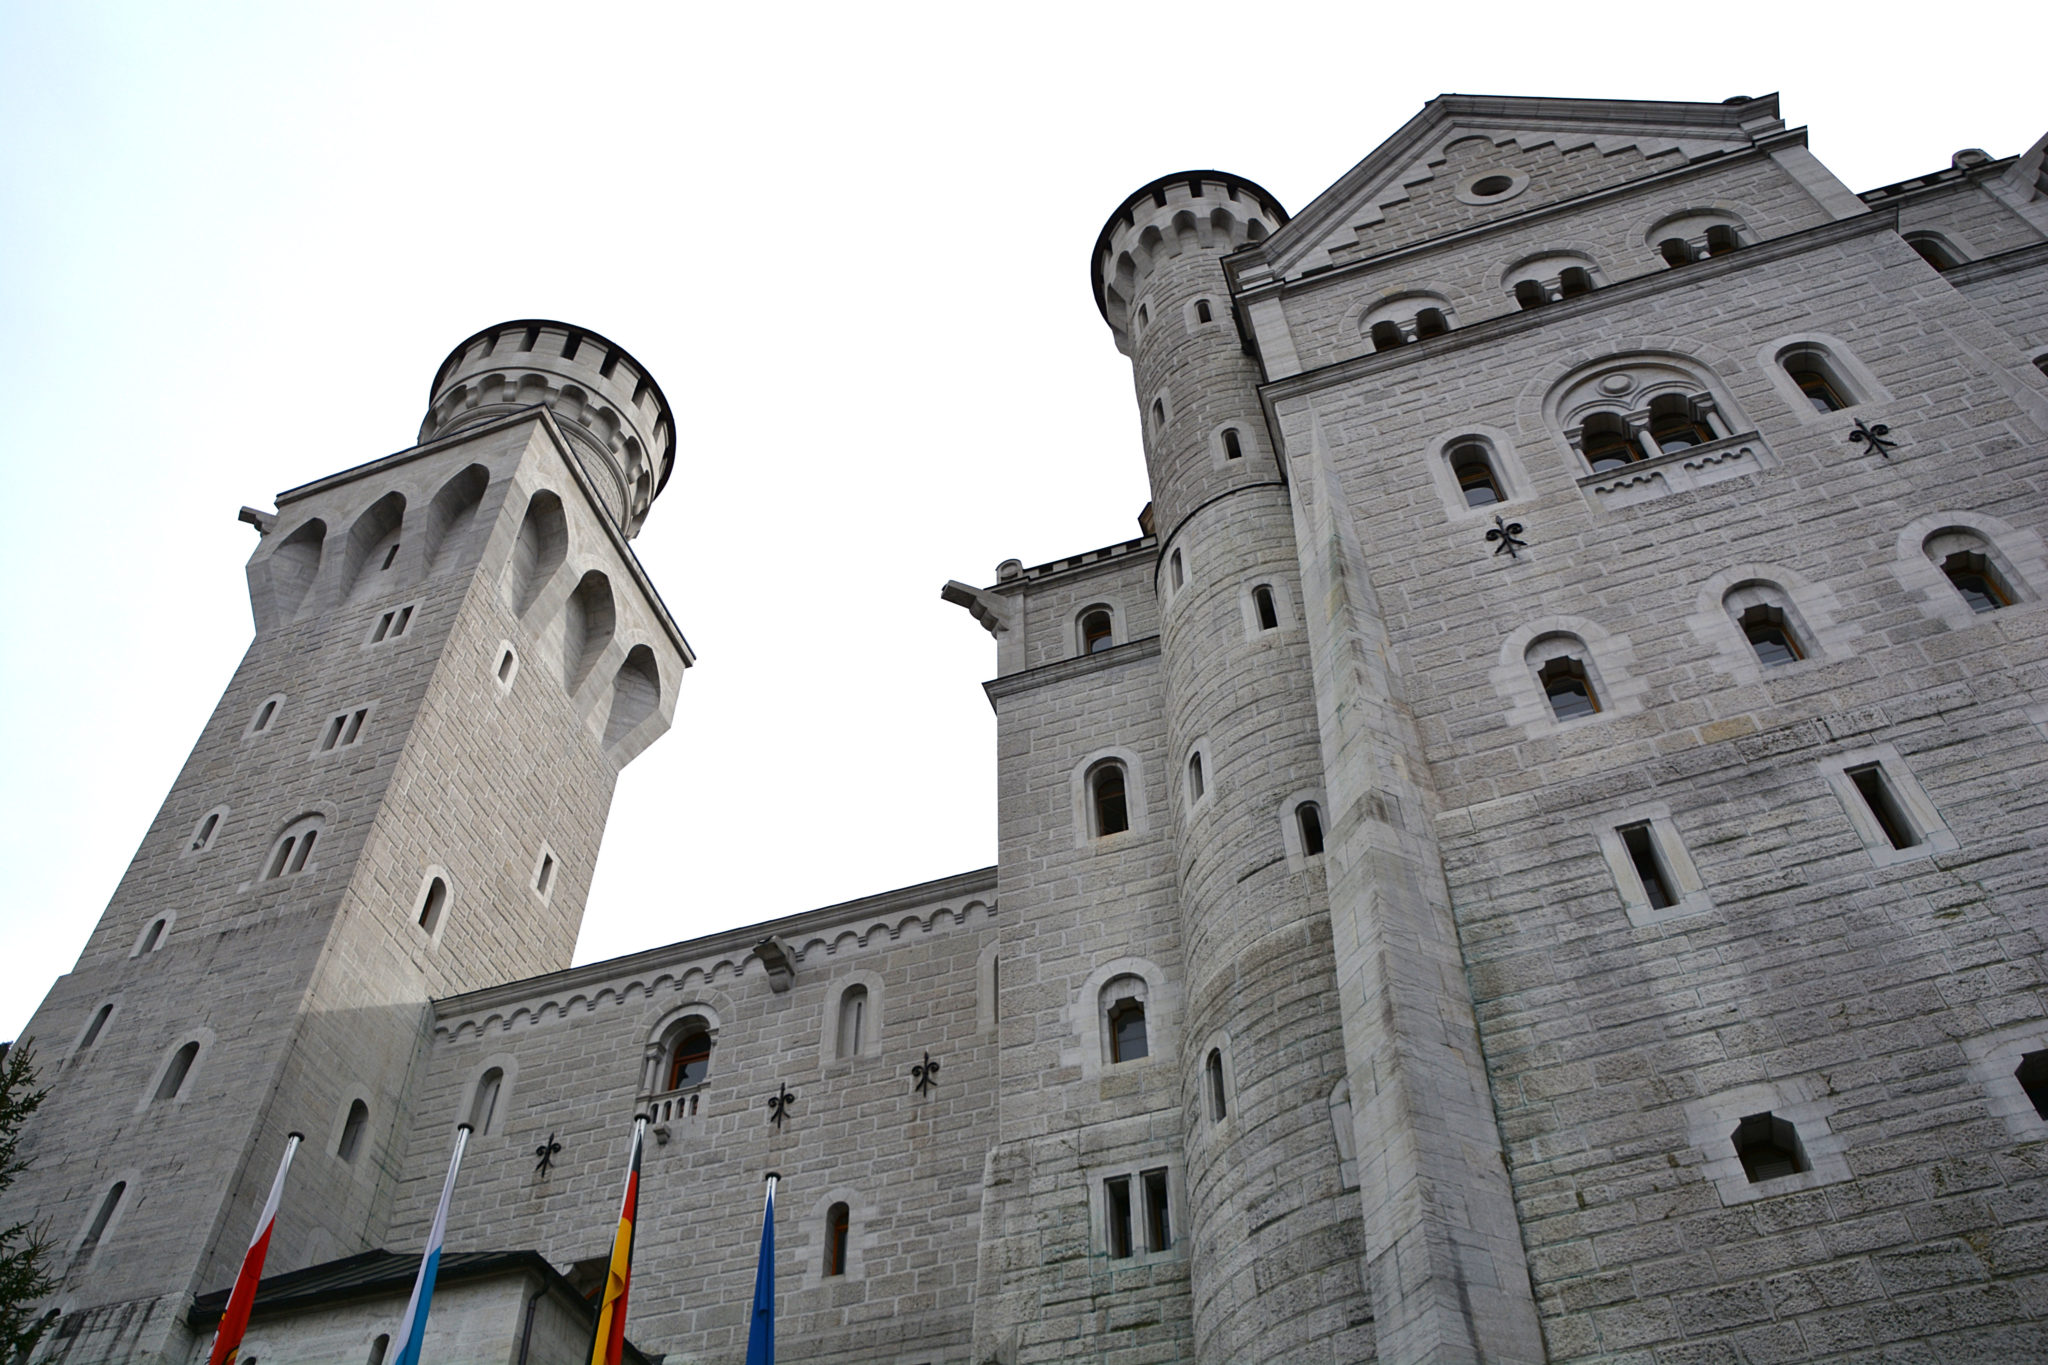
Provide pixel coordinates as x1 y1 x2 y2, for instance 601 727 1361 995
1247 94 1787 283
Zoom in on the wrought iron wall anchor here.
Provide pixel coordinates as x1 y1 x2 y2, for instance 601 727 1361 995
1849 419 1896 457
1486 515 1528 558
767 1082 797 1131
534 1133 562 1176
912 1052 940 1095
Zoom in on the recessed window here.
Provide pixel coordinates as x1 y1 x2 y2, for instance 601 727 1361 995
1170 549 1184 589
1414 308 1448 339
1370 320 1405 352
319 708 370 752
1660 237 1695 267
497 647 518 684
189 811 224 853
416 876 448 935
1738 605 1804 666
1186 752 1205 803
337 1099 369 1162
1142 1169 1171 1251
1470 174 1514 197
1194 299 1212 324
264 817 324 880
1105 1176 1134 1258
1579 414 1638 472
1150 398 1165 432
824 1202 851 1276
1783 353 1850 412
1941 552 2012 612
251 697 281 733
370 605 413 643
1108 996 1148 1063
1091 764 1129 837
1298 802 1324 856
1557 267 1593 298
469 1067 504 1134
1449 443 1504 506
1081 610 1115 655
1648 396 1715 454
665 1026 712 1090
1222 428 1244 460
140 918 168 953
2034 355 2048 379
1205 1049 1227 1121
80 1004 112 1050
534 851 556 897
1538 657 1599 720
156 1041 199 1102
77 1181 126 1262
1514 279 1548 310
2016 1051 2048 1120
837 986 868 1059
1906 233 1962 271
380 542 402 572
368 1335 390 1365
1618 823 1675 910
1847 764 1920 851
1703 225 1741 257
1252 585 1279 630
1732 1112 1807 1182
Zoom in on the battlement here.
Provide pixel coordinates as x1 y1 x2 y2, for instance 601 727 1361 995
1090 171 1288 352
420 321 675 538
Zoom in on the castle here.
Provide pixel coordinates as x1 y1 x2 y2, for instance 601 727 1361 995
9 92 2048 1364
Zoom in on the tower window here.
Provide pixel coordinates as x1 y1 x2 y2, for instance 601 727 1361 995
251 698 280 733
535 851 556 896
1370 320 1405 352
140 918 167 953
1847 764 1920 851
2016 1051 2048 1120
76 1182 126 1262
1194 299 1212 324
1906 233 1962 271
1150 398 1165 432
1648 398 1715 453
416 876 448 935
1187 752 1205 802
469 1067 504 1134
1578 415 1638 472
319 708 370 752
824 1202 851 1276
1449 443 1504 506
369 1335 390 1365
1941 552 2012 612
837 985 868 1058
337 1099 369 1162
1557 267 1593 298
1538 657 1599 720
371 605 413 643
1703 224 1741 257
264 817 323 879
1142 1169 1172 1251
1618 823 1675 910
191 812 222 852
1253 585 1278 630
665 1027 712 1090
1783 352 1851 412
1205 1049 1227 1121
1298 802 1324 856
1414 308 1448 339
1222 428 1243 460
156 1041 199 1102
1170 549 1184 589
1107 997 1148 1062
1104 1177 1134 1258
1732 1112 1807 1182
380 542 401 571
497 648 517 683
1091 764 1129 837
1737 605 1804 666
80 1004 112 1050
1081 610 1115 654
1513 279 1548 310
1660 237 1695 267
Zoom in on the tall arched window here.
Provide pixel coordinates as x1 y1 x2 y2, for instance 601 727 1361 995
824 1202 851 1276
416 876 449 935
368 1335 391 1365
1205 1049 1227 1121
77 1182 126 1261
156 1041 200 1102
665 1027 713 1090
1091 764 1130 837
1252 585 1279 630
139 919 168 954
1104 978 1148 1063
79 1003 113 1050
836 987 868 1059
1448 442 1505 505
1080 609 1114 655
1186 752 1205 803
1538 657 1599 719
1194 298 1212 324
1222 428 1244 460
1297 802 1325 856
337 1099 370 1162
469 1067 504 1134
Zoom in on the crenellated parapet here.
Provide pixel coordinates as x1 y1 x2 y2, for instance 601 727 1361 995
1090 172 1288 355
420 320 675 538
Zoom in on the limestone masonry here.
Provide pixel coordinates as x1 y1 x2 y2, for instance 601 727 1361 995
9 93 2048 1363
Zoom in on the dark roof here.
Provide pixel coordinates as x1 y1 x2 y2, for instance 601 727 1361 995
189 1248 655 1364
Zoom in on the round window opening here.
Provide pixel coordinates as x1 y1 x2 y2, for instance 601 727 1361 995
1472 175 1515 197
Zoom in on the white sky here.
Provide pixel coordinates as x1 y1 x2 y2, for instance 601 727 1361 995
0 2 2038 1041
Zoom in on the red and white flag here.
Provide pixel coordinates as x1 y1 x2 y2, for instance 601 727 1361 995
206 1131 303 1365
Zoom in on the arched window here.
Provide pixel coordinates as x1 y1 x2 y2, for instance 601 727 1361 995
368 1335 390 1365
1414 308 1448 339
1297 802 1325 856
157 1041 199 1102
337 1099 369 1162
469 1067 504 1134
2015 1052 2048 1121
1732 1112 1807 1182
1557 267 1593 298
836 986 868 1059
1103 978 1148 1062
1222 428 1244 460
1906 233 1962 271
1252 585 1279 630
1513 279 1548 310
140 918 168 954
80 1003 112 1050
1537 656 1599 721
1091 764 1130 837
1578 414 1638 472
1737 605 1803 666
1659 237 1695 267
1647 395 1715 453
664 1027 713 1090
264 816 325 880
1170 549 1184 589
1787 361 1847 412
1370 320 1405 352
1186 752 1205 803
824 1202 851 1276
1081 610 1115 655
1194 299 1212 324
416 876 448 935
1924 530 2018 613
190 810 224 852
1449 443 1504 506
1703 224 1741 257
1150 398 1166 432
78 1181 126 1261
1205 1049 1227 1121
251 697 281 733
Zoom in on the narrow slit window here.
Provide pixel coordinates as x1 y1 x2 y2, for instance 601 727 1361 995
253 699 278 732
1538 657 1599 720
372 611 395 643
1150 398 1165 431
1732 1112 1807 1182
337 1099 369 1162
1108 998 1147 1062
837 986 868 1058
77 1182 125 1261
380 542 401 571
1206 1049 1227 1121
1618 823 1675 909
497 649 516 682
320 717 344 752
1194 299 1212 323
1092 765 1129 837
288 829 318 873
417 877 448 934
1081 610 1114 654
191 813 221 851
141 918 167 952
1848 764 1920 850
1170 549 1184 589
1142 1169 1171 1251
2015 1051 2048 1120
1187 752 1204 802
156 1041 199 1101
535 852 556 896
1450 444 1503 506
1104 1177 1134 1259
80 1004 112 1050
1738 605 1804 666
267 836 297 880
1941 552 2012 613
825 1202 850 1275
341 709 367 745
369 1335 390 1365
470 1067 503 1134
1298 803 1325 856
1222 428 1244 460
1253 585 1278 630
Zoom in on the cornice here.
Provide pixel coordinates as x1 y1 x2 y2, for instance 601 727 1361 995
983 634 1162 702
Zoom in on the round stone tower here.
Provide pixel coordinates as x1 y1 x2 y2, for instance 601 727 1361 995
1093 175 1375 1362
420 319 675 538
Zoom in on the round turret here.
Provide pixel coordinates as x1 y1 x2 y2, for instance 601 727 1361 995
1090 171 1287 355
420 320 675 538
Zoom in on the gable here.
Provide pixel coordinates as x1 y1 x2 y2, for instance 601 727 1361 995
1252 95 1785 282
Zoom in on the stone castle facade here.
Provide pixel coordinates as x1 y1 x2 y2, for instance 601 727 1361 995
9 93 2048 1363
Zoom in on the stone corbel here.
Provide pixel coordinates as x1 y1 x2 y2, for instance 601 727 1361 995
752 936 796 993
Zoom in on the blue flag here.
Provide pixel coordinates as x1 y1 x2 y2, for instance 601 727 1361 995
744 1174 777 1365
392 1124 471 1365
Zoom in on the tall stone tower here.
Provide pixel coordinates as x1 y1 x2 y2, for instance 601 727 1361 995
7 322 691 1363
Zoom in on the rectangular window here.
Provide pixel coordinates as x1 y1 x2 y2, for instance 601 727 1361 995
320 708 369 752
1618 823 1675 909
1104 1177 1133 1259
1847 764 1920 850
1142 1169 1171 1252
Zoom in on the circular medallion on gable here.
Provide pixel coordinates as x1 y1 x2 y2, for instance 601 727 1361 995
1455 170 1530 206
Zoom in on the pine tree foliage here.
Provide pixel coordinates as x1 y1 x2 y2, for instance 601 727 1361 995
0 1040 55 1358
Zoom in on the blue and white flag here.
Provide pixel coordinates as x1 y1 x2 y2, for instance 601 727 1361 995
391 1123 472 1365
744 1173 778 1365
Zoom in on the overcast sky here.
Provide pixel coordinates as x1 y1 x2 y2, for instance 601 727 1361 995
0 2 2037 1041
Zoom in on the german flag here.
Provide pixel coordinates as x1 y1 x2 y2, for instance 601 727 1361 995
588 1117 647 1365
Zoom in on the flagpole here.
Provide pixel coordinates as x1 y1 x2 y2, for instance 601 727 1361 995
204 1130 304 1365
744 1171 779 1365
586 1115 649 1365
391 1123 472 1365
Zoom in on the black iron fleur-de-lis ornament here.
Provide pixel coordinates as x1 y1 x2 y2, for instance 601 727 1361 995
767 1082 796 1131
1848 419 1897 457
1485 515 1528 559
534 1133 562 1176
912 1052 940 1095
